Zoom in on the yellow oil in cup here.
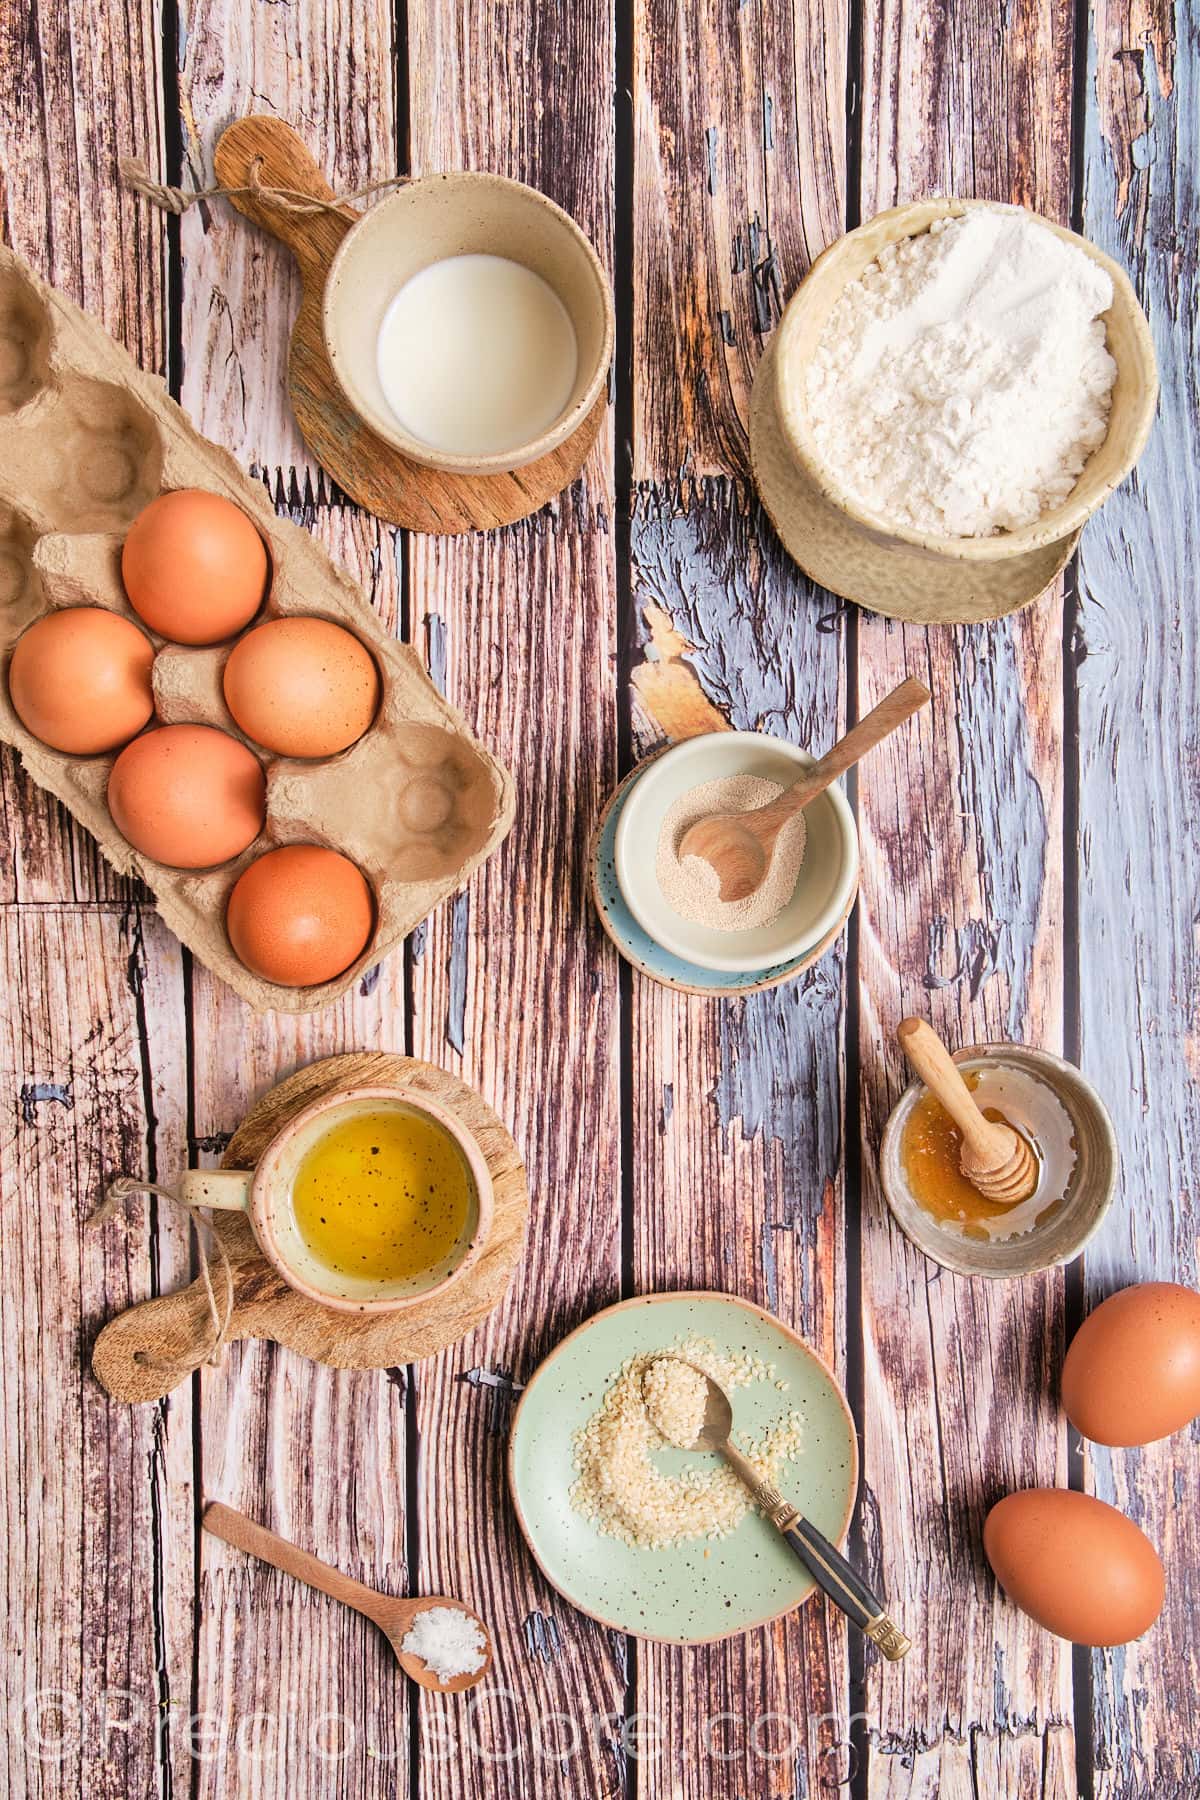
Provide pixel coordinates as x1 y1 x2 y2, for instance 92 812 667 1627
291 1108 472 1283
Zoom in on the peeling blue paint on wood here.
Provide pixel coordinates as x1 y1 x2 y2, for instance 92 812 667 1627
460 1366 522 1433
1078 8 1200 1788
19 1081 74 1126
632 482 844 742
949 627 1049 1040
760 1217 779 1314
425 613 447 695
521 1610 564 1663
445 891 470 1055
704 126 719 196
632 481 846 1316
923 916 1004 1000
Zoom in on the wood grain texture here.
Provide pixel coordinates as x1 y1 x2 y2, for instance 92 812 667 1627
177 0 397 492
632 0 845 478
0 0 164 904
184 507 420 1798
92 1051 528 1403
630 499 851 1798
0 907 193 1798
1078 2 1200 1791
0 5 197 1795
631 0 851 1782
405 4 621 1791
4 0 1200 1794
855 4 1077 1792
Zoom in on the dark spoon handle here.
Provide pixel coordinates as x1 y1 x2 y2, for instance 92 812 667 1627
722 1444 911 1659
781 1515 911 1659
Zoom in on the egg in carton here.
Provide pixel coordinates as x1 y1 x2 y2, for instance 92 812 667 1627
0 242 515 1012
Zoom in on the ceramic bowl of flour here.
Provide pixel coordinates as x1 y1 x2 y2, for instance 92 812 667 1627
613 733 859 974
752 198 1158 624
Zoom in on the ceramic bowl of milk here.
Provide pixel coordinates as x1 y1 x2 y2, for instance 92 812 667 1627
323 172 614 475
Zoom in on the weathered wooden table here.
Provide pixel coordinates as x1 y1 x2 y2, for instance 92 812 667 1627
2 1 1196 1795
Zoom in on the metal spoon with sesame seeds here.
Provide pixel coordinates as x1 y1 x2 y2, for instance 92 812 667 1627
202 1502 493 1692
644 1360 911 1660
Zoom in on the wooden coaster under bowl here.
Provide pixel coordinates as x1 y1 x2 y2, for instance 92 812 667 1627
91 1053 529 1404
213 117 607 534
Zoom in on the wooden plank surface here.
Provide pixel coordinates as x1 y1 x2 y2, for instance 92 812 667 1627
405 3 623 1790
854 5 1076 1793
1078 3 1200 1793
2 0 1198 1794
0 909 193 1799
0 7 196 1797
631 5 851 1795
0 0 165 903
183 507 416 1799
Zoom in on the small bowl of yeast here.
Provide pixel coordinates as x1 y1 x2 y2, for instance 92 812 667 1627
750 198 1158 624
613 732 859 975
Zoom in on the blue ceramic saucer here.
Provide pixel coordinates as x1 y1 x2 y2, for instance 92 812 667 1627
590 763 849 996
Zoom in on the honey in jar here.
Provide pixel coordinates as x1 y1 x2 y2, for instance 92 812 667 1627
900 1071 1046 1237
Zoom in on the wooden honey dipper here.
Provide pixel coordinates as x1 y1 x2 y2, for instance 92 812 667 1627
896 1018 1039 1205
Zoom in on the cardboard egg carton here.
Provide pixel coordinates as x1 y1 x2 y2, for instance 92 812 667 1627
0 242 515 1012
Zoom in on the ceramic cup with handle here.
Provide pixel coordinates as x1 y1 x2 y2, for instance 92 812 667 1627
180 1085 494 1315
323 172 614 476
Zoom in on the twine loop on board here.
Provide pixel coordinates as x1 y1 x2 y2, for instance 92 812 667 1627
91 1176 235 1377
119 154 411 219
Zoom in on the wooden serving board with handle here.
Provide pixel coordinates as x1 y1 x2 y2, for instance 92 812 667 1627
91 1053 529 1403
211 115 607 533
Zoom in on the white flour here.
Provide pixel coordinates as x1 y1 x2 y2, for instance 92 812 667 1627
801 206 1117 538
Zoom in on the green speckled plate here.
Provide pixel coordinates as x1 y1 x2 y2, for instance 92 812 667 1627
507 1292 858 1644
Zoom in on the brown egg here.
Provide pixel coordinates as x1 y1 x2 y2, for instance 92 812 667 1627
122 489 268 644
108 725 265 868
226 844 374 986
1062 1282 1200 1446
222 616 379 757
8 607 155 753
984 1489 1164 1646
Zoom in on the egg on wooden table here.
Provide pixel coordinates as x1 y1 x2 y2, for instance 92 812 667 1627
8 606 154 753
226 844 374 986
1062 1281 1200 1447
984 1489 1164 1646
107 724 266 868
222 616 380 758
122 489 269 645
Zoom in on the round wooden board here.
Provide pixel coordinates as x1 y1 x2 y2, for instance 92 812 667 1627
213 116 608 534
589 757 857 996
91 1053 529 1404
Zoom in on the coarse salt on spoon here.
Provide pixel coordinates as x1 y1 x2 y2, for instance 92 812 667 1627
677 677 931 904
896 1017 1039 1205
202 1502 492 1692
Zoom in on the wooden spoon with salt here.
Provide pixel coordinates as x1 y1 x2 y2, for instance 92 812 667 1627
677 677 931 903
202 1502 493 1692
896 1018 1039 1205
